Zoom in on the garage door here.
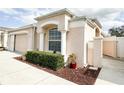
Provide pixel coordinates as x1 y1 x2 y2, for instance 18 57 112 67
15 34 28 53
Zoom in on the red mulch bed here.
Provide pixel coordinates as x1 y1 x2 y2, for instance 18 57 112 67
14 56 101 85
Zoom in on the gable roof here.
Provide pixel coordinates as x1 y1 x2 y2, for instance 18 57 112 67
91 18 102 28
5 9 102 33
35 8 75 21
7 24 36 32
0 27 13 31
70 16 87 21
70 16 102 28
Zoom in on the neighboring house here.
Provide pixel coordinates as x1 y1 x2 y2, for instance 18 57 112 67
0 27 12 48
7 24 36 53
7 9 103 67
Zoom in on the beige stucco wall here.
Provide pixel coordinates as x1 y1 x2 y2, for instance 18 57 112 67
35 32 40 50
34 30 38 50
66 20 97 67
84 23 95 65
103 36 117 58
36 13 102 66
67 27 84 67
87 41 94 65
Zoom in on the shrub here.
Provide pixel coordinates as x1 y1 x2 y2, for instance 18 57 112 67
25 51 64 70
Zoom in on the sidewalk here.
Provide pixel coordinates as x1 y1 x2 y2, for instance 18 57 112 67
0 51 76 85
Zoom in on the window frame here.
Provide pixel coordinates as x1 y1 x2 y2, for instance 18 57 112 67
48 28 61 52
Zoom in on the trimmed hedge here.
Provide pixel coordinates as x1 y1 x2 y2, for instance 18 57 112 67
25 51 64 70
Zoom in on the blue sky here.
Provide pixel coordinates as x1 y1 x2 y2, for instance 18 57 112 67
0 8 124 33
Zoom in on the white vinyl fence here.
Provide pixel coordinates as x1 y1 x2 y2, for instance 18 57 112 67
117 37 124 58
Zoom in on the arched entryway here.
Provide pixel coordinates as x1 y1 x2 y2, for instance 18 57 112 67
40 24 62 53
38 22 67 61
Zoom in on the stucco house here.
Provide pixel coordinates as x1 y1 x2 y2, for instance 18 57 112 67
7 9 103 67
0 27 12 48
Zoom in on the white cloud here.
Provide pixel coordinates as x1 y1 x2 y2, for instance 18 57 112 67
69 8 124 33
22 8 60 25
69 8 122 19
0 8 60 27
1 8 124 33
10 8 60 26
0 8 19 15
102 20 124 31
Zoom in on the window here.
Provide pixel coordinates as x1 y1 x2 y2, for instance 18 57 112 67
49 28 61 52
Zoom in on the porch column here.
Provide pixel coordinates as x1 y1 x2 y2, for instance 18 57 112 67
10 34 15 51
39 31 44 51
3 31 8 49
61 31 67 61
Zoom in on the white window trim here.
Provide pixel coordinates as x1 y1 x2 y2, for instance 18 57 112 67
48 28 61 52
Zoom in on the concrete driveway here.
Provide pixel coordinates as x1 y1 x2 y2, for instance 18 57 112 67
95 56 124 85
0 51 76 85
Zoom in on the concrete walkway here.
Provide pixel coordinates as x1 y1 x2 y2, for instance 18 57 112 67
95 56 124 85
0 51 76 85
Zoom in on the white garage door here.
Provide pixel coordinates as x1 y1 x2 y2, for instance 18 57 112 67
15 34 28 53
